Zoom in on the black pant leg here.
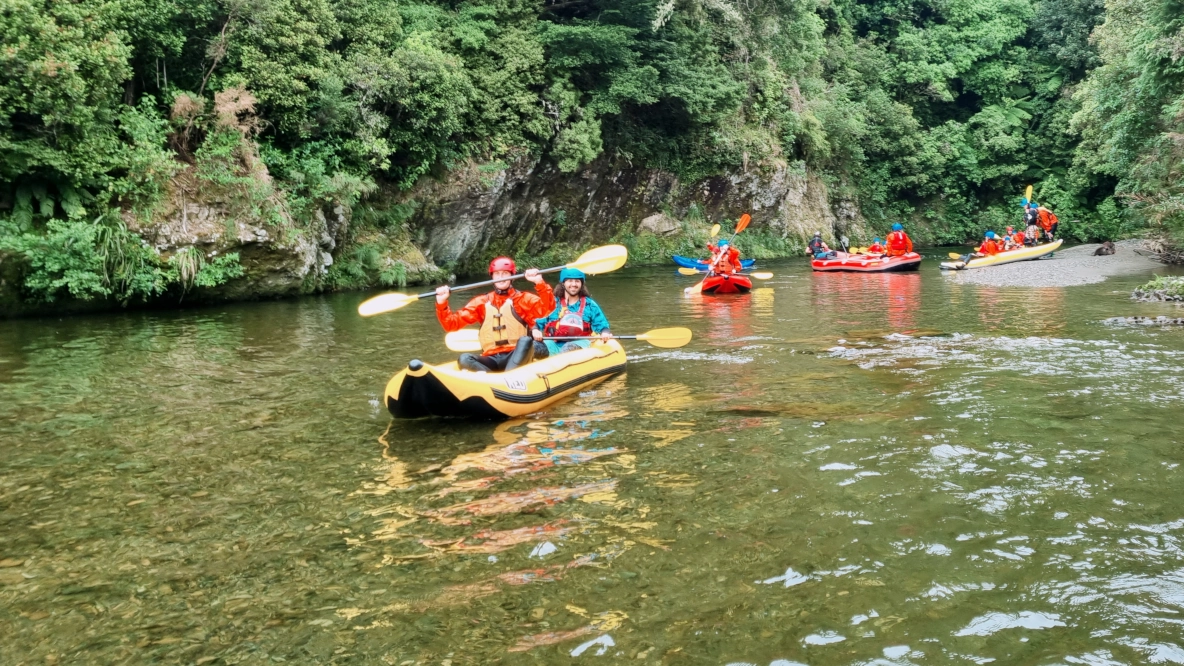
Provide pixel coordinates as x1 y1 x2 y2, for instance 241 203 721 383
459 353 504 372
505 336 536 371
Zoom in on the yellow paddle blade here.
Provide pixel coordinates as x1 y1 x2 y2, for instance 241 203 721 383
567 244 628 275
635 327 693 348
710 223 721 238
677 267 703 276
444 329 482 352
749 271 774 280
948 252 964 260
358 292 421 317
1024 184 1033 201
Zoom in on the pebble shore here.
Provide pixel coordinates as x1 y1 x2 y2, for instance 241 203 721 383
942 239 1164 288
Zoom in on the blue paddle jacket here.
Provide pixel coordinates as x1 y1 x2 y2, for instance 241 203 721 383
535 296 611 335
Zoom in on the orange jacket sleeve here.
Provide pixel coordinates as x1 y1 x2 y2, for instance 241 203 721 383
436 294 487 332
514 281 555 326
904 234 913 253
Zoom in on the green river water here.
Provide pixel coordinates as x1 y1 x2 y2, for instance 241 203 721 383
3 250 1184 665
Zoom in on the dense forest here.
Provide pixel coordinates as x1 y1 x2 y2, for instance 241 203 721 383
2 0 1183 305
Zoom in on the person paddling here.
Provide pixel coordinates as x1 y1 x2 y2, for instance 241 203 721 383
807 232 836 259
885 223 913 257
707 238 742 274
435 256 555 372
532 268 612 355
866 238 886 255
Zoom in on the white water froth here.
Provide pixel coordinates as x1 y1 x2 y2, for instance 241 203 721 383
954 611 1065 636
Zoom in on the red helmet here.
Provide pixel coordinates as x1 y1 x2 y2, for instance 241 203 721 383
489 256 516 275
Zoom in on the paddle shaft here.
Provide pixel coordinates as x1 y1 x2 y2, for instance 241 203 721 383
542 335 634 341
420 266 565 300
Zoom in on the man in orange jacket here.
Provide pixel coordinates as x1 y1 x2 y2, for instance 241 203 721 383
866 238 886 255
1037 204 1059 241
886 223 913 257
435 256 556 372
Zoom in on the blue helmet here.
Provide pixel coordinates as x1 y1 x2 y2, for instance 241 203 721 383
1029 201 1037 207
874 238 883 243
892 223 903 231
718 239 730 247
986 231 997 239
558 267 586 282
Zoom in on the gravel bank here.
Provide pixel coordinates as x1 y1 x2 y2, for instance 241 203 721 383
942 240 1163 287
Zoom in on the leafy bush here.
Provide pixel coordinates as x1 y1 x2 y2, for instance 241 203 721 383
0 217 168 303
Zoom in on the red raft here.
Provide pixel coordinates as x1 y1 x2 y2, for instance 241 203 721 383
811 251 922 273
700 273 753 294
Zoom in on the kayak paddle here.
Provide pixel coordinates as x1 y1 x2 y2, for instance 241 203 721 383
710 223 721 238
358 244 628 317
687 214 751 294
678 267 773 278
444 327 693 352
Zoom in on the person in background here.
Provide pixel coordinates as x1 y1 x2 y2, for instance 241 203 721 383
1024 202 1041 245
807 232 835 259
1037 203 1059 241
973 231 1003 257
866 237 886 255
435 256 555 372
706 238 742 274
1003 226 1024 250
532 268 612 355
886 223 914 257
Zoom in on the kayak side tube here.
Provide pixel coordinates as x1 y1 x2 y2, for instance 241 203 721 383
384 340 627 419
940 239 1063 270
811 252 922 272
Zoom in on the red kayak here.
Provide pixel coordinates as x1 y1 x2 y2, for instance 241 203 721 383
700 273 753 294
811 252 922 272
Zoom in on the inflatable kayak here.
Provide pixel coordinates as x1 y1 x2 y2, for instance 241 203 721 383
384 341 627 419
672 255 756 272
940 239 1063 270
699 273 752 294
812 252 922 272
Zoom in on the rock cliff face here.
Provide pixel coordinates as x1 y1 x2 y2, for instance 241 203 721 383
404 156 865 267
1 155 861 316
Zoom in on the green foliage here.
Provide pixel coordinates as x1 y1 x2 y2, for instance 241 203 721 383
6 0 1184 312
0 216 168 303
1071 0 1184 243
167 248 245 292
1137 275 1184 299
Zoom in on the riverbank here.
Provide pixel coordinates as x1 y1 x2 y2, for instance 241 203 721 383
945 240 1164 288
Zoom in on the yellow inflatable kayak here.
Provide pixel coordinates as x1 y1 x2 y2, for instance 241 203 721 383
384 341 627 419
940 239 1063 270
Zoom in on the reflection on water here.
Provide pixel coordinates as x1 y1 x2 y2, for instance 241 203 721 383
2 257 1184 663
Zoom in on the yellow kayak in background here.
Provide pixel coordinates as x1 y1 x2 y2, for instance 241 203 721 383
940 239 1063 270
384 340 627 419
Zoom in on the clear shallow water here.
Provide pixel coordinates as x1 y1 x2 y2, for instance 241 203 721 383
2 249 1183 664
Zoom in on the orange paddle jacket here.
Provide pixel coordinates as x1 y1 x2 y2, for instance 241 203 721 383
437 284 556 355
1038 207 1058 231
977 239 1002 255
886 231 913 257
707 244 742 274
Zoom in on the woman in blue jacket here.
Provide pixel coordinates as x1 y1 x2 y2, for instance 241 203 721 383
531 268 612 354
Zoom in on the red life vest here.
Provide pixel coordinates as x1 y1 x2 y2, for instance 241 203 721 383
544 298 593 338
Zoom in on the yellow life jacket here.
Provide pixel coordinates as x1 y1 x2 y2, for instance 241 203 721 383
478 296 529 353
